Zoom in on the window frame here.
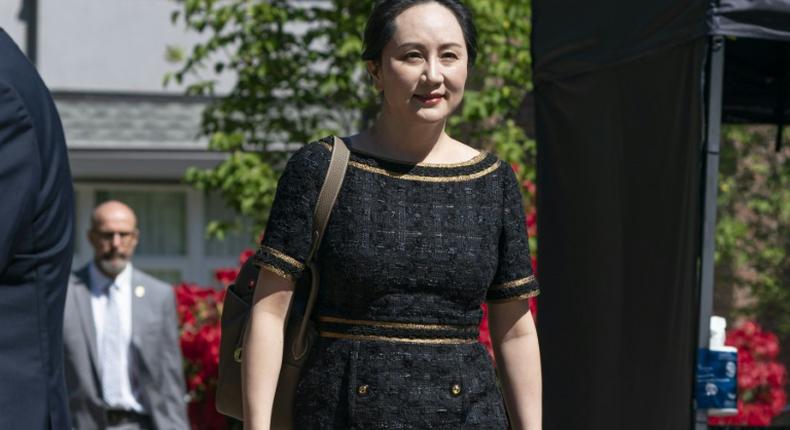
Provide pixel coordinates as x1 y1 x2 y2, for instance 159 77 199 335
73 182 244 286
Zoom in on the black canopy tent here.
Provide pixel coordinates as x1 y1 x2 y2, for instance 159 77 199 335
531 1 790 429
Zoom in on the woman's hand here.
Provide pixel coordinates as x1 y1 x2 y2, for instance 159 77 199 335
488 299 543 430
241 268 295 430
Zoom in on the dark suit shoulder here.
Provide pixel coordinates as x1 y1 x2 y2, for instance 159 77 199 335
0 79 32 130
0 31 45 122
0 30 42 94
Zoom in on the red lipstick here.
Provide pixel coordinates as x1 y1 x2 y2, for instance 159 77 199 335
414 92 444 106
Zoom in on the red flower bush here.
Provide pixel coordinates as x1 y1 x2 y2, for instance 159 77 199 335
175 282 227 429
175 249 257 429
709 321 788 426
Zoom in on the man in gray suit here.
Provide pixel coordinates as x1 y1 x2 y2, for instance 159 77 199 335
63 200 189 429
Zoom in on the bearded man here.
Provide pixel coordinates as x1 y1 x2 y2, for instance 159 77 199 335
63 200 189 430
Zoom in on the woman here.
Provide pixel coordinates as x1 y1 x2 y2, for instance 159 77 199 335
242 1 542 428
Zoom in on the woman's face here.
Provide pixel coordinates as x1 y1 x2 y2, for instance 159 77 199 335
370 2 469 125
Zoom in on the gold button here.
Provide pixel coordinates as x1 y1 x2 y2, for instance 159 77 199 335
451 384 462 396
233 347 243 363
357 384 369 396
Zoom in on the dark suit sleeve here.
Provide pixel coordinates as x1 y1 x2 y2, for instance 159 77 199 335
161 286 190 429
0 81 38 273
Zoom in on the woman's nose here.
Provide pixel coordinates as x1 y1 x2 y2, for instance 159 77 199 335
422 58 443 84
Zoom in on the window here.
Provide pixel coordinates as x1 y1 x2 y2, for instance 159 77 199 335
96 190 187 256
204 193 257 257
73 183 246 286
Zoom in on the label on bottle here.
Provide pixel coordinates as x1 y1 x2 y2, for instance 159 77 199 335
695 348 738 413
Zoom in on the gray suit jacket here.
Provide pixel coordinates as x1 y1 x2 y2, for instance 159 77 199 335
63 264 189 430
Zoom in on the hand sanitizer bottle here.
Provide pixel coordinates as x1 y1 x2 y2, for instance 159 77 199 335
707 316 738 416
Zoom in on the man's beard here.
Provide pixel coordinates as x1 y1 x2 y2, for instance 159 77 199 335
96 254 129 277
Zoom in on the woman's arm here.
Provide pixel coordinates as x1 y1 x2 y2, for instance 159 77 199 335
488 299 542 430
241 269 295 429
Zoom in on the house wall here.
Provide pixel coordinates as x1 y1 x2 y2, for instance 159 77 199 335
2 0 232 93
1 0 249 286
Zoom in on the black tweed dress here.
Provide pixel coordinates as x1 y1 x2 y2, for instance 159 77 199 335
253 136 539 429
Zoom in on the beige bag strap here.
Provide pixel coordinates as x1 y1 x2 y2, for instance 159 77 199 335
291 136 349 358
307 136 350 262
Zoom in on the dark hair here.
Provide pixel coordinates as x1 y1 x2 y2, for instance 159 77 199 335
362 0 478 67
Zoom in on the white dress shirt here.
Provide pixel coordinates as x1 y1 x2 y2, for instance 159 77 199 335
89 262 146 413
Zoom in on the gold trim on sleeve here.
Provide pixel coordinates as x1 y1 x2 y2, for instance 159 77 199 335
489 275 535 291
258 263 295 281
317 316 477 331
487 289 541 304
490 274 536 291
319 331 477 344
260 245 304 270
349 160 500 182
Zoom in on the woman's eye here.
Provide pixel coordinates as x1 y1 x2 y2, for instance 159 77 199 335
442 52 459 59
405 52 422 60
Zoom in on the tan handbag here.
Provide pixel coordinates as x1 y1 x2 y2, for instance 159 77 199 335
215 136 350 427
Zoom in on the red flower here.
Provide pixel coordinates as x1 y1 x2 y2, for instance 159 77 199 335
239 248 255 266
479 303 493 359
174 282 228 429
214 268 238 287
529 297 538 319
709 321 788 426
521 179 537 196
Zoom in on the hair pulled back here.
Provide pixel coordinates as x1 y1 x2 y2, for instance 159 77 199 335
362 0 478 67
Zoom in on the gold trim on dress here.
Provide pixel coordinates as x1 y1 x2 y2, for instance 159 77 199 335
349 160 500 182
490 274 536 291
317 316 477 331
411 151 488 168
487 289 541 304
260 245 304 270
319 331 477 344
257 263 295 281
321 140 488 168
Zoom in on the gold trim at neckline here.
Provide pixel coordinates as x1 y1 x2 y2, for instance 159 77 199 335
319 331 478 345
261 245 304 270
319 141 489 169
317 316 477 331
349 159 500 182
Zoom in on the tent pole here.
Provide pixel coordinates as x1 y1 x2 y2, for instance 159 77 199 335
694 35 725 430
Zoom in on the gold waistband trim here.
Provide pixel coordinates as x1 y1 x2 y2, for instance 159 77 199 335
317 316 477 331
319 331 478 344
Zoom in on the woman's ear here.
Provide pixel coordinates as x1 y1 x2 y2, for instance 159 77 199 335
366 61 383 92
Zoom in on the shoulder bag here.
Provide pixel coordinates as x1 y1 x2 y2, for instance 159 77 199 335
215 136 350 428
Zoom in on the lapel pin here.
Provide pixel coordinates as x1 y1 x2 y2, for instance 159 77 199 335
134 285 146 298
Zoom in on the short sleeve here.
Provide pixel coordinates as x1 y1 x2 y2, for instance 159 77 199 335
486 164 540 303
252 140 331 281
